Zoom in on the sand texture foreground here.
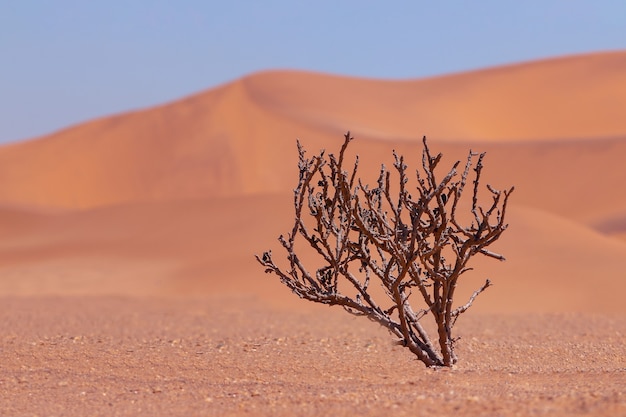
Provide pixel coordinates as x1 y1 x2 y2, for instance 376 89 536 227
1 297 624 417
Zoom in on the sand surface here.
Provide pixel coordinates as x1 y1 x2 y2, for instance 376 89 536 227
0 297 624 416
1 51 625 415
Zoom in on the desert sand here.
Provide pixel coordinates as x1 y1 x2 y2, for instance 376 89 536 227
0 51 625 416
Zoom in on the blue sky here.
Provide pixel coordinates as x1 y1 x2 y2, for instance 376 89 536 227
1 1 625 144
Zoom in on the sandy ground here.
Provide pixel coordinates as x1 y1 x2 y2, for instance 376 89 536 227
1 296 624 417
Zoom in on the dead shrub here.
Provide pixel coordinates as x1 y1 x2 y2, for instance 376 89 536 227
257 132 513 367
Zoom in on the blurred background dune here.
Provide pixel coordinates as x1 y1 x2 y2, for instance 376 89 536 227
1 51 625 312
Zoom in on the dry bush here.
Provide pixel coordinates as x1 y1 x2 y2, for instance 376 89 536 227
257 133 514 367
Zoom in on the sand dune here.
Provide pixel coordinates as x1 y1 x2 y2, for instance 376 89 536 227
0 50 625 314
244 50 626 142
464 204 626 313
0 50 625 211
1 194 624 313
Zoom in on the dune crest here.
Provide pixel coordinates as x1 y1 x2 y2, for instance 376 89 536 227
243 50 626 142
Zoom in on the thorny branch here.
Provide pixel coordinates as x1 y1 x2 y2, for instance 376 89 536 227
256 132 514 367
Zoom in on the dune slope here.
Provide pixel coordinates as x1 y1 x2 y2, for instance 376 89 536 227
0 51 625 212
1 195 625 313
